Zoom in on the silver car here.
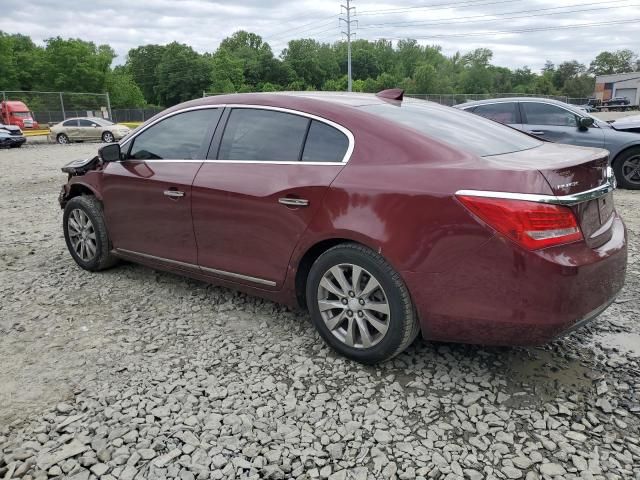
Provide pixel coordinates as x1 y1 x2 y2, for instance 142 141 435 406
49 117 131 145
454 98 640 189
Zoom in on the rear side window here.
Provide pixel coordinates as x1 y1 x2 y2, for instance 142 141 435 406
473 103 518 124
361 102 541 156
63 120 78 127
218 109 309 161
302 121 349 162
128 108 221 160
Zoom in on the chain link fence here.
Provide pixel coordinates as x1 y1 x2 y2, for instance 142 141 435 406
1 90 112 126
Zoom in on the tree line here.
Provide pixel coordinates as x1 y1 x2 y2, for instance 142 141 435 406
1 30 639 108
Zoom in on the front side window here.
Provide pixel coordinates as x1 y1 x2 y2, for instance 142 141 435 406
78 119 97 127
522 102 578 127
128 108 221 160
302 120 349 162
473 103 518 124
217 109 309 161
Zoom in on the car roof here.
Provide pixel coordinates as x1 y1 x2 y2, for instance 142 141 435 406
454 97 573 109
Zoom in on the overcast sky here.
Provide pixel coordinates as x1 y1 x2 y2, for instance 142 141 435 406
2 0 639 71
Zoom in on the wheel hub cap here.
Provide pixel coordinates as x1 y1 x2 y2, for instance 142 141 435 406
67 209 97 262
317 263 391 349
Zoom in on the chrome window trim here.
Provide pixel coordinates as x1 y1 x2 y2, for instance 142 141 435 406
115 248 277 287
119 103 355 165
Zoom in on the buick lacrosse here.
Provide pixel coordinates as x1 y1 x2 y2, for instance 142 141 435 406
59 90 627 363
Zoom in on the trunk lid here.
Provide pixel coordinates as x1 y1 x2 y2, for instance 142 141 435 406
485 143 614 248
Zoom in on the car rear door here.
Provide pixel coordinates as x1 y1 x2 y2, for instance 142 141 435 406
520 101 604 148
468 102 523 130
102 107 222 265
192 106 352 289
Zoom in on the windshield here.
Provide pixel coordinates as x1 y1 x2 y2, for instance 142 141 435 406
361 101 542 156
13 112 32 118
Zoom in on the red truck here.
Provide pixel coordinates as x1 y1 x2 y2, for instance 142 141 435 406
0 101 40 129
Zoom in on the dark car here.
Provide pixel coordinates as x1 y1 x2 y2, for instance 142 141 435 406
58 91 627 363
454 98 640 189
604 97 631 106
0 123 26 148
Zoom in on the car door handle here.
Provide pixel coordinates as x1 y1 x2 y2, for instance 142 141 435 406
164 190 185 198
529 130 545 135
278 197 309 207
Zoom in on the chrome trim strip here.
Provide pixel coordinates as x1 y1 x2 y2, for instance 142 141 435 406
120 103 355 165
123 159 345 166
114 248 277 287
199 265 277 287
456 173 616 206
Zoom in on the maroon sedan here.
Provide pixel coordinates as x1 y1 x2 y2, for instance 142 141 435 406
59 90 627 363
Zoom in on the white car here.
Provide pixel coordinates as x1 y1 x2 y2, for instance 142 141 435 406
49 117 131 144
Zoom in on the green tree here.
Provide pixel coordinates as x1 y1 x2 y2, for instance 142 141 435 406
41 37 114 92
155 42 210 106
126 44 166 105
210 48 244 93
106 67 145 108
589 49 638 75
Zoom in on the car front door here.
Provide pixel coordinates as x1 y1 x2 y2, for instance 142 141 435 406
102 107 222 265
62 119 80 139
192 106 352 288
520 101 605 148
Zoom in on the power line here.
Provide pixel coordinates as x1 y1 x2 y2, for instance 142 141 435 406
368 18 640 40
268 17 340 42
358 1 639 30
356 0 522 16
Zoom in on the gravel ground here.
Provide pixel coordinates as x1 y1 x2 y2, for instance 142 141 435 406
1 143 639 480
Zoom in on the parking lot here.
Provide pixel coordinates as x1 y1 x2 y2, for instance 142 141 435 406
0 143 639 479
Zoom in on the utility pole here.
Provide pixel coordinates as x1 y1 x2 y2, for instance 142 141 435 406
340 0 356 92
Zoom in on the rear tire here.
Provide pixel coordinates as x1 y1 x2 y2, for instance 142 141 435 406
63 196 118 271
57 133 69 144
613 148 640 190
306 243 419 364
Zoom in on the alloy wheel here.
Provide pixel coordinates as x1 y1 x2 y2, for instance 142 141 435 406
622 155 640 185
317 263 390 349
67 208 97 262
103 132 114 143
57 134 69 144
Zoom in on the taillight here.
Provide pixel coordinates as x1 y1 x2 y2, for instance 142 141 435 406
456 195 583 250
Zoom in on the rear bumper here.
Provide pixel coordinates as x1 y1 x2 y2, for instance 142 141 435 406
405 213 627 346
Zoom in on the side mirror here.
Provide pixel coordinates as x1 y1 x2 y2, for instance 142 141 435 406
99 143 121 162
579 117 594 130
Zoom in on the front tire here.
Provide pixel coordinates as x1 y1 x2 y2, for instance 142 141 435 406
63 196 118 271
613 148 640 190
102 131 115 143
306 243 419 364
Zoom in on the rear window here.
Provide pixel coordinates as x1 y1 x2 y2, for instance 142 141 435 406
360 102 541 156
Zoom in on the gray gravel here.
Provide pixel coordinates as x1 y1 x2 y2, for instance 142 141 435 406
1 143 639 480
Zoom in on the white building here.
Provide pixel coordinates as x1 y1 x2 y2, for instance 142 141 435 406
594 72 640 104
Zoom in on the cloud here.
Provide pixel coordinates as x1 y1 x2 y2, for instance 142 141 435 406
1 0 638 70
